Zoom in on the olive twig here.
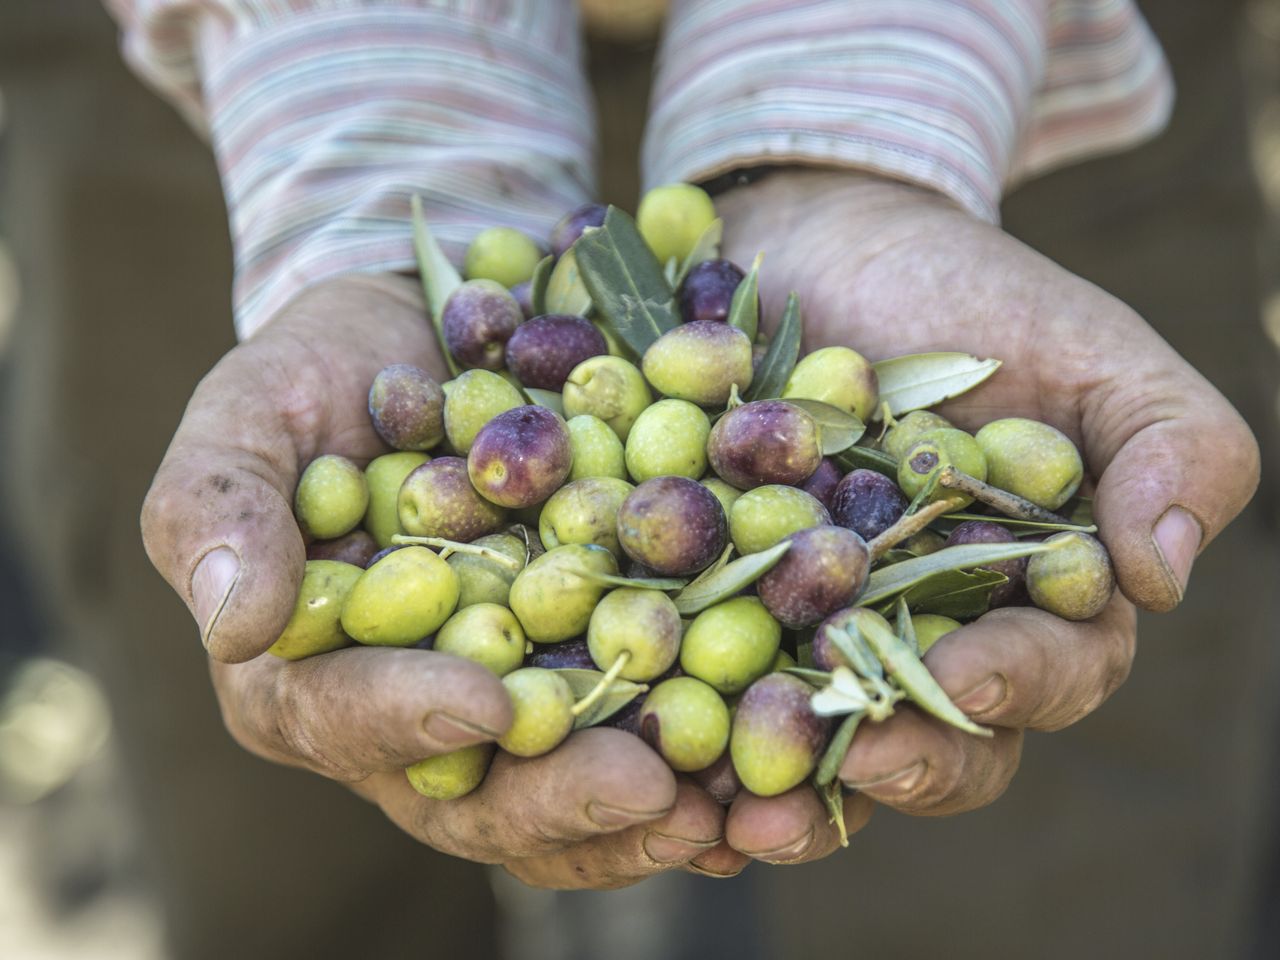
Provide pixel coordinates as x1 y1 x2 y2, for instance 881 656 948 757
391 535 525 572
570 651 631 718
935 467 1074 525
867 500 953 561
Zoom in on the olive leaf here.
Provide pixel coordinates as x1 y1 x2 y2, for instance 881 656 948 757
409 194 463 377
810 666 873 717
682 542 735 592
528 254 554 316
895 596 919 657
575 570 689 591
674 218 724 287
726 251 763 342
856 613 991 737
832 444 898 479
872 352 1002 416
1065 495 1095 527
934 512 1098 535
815 711 863 787
522 388 564 416
672 540 791 615
860 540 1060 607
742 291 801 401
552 669 648 730
575 206 680 356
545 247 593 316
663 256 679 288
823 622 883 681
875 568 1006 621
779 398 865 454
782 666 834 686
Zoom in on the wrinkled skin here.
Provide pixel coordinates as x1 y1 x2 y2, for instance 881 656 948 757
711 169 1259 866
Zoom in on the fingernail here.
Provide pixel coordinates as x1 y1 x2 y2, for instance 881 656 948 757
742 828 814 863
688 858 745 879
587 801 669 830
192 547 241 647
643 831 721 864
953 674 1006 717
423 712 500 746
1153 506 1202 600
844 759 926 796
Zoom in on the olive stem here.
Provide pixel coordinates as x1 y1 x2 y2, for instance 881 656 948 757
867 500 953 561
391 535 524 572
935 467 1074 525
570 651 632 718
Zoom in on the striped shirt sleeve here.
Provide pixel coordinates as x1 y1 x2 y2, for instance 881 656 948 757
105 1 595 339
644 0 1174 222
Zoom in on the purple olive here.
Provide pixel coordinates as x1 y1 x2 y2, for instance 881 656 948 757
368 364 446 451
616 476 727 576
946 520 1028 608
307 529 379 567
707 400 822 489
757 525 870 628
831 469 909 542
678 258 746 324
800 458 843 511
506 314 608 390
550 203 607 258
441 279 524 371
468 405 573 508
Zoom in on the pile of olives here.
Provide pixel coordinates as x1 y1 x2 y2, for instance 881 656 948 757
274 184 1115 814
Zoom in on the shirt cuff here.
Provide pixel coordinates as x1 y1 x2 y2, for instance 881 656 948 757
644 0 1172 223
111 2 595 339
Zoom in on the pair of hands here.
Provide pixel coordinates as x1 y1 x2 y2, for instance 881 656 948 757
141 170 1259 889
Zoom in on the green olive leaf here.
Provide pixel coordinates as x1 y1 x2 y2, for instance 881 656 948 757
779 398 865 454
781 666 835 687
1065 495 1095 527
815 711 863 788
574 206 680 355
742 291 801 401
545 246 593 317
860 540 1060 607
871 352 1002 416
681 542 736 592
810 666 873 717
875 549 918 566
672 540 791 615
410 194 463 377
528 254 554 316
895 596 919 657
933 512 1098 535
522 388 564 416
726 251 763 342
823 622 884 681
875 568 1006 621
856 613 991 737
574 570 688 591
832 444 898 479
551 668 648 729
663 256 679 288
674 218 723 287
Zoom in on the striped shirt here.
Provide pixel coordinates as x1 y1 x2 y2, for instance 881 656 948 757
104 1 1172 339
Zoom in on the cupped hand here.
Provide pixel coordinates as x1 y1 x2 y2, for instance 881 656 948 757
715 169 1259 862
140 274 748 888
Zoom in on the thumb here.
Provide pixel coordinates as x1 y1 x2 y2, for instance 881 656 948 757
1088 358 1260 613
142 365 310 663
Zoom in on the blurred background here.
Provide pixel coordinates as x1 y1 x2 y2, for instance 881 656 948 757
0 1 1277 958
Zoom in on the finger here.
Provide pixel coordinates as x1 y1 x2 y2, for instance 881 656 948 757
922 597 1136 732
503 780 739 890
211 647 512 779
726 786 874 864
1084 333 1260 612
839 710 1023 816
361 728 679 863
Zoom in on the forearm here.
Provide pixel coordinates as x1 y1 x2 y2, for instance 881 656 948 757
105 1 595 338
646 0 1172 221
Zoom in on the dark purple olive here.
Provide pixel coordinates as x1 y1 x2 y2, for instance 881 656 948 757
831 469 908 541
678 258 746 324
505 314 608 390
550 203 607 258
